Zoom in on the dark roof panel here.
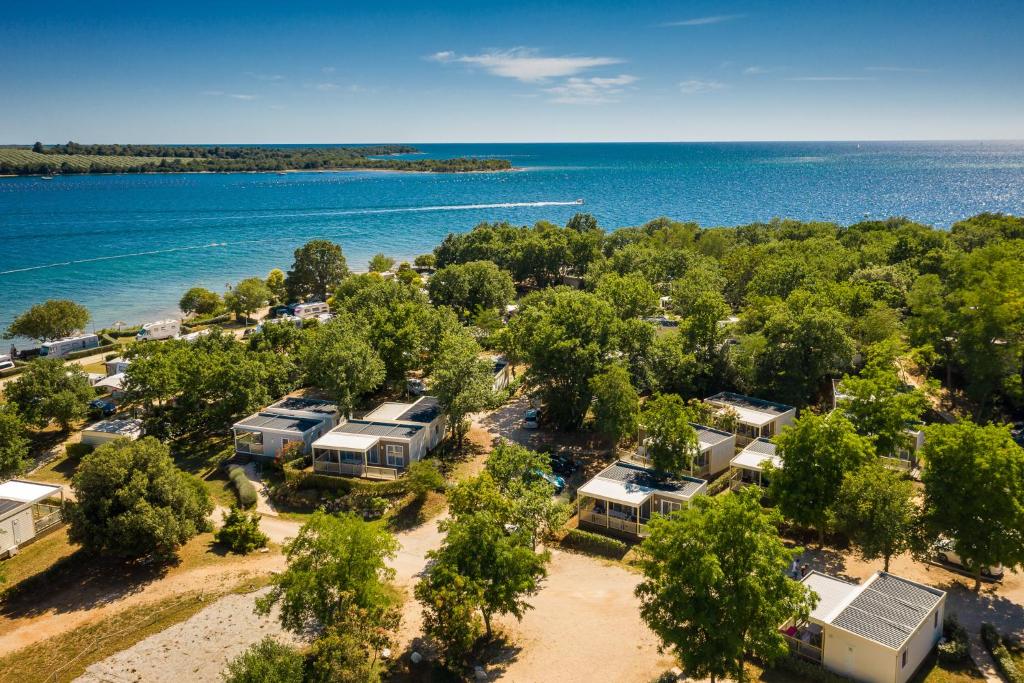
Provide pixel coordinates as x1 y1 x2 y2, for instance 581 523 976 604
831 573 943 649
598 461 706 498
399 396 441 423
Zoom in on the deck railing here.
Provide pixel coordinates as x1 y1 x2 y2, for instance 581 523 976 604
782 633 823 663
580 510 650 537
33 507 63 534
313 461 400 480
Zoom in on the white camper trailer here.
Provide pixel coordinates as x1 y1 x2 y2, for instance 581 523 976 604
136 319 180 341
38 334 100 358
292 302 330 319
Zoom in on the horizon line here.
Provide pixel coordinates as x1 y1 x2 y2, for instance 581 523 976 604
5 137 1023 146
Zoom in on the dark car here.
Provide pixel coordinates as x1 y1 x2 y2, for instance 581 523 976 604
89 398 117 416
532 469 566 494
549 451 579 478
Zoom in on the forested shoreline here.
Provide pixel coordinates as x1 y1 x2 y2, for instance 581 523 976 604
0 142 512 175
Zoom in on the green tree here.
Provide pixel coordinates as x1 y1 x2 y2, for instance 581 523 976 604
414 253 437 269
920 422 1024 590
0 404 30 479
641 393 698 475
286 239 349 302
589 363 639 443
428 260 515 319
415 562 482 664
635 489 816 683
257 511 399 631
507 288 619 429
222 637 305 683
594 272 658 320
837 363 928 458
300 318 384 415
225 277 272 325
769 413 874 545
430 330 494 451
5 358 94 430
68 437 212 559
368 252 396 273
4 299 90 342
265 268 287 305
306 605 400 683
178 287 222 317
833 463 917 572
215 506 269 554
406 459 446 500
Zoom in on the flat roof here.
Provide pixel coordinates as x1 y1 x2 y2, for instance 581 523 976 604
730 438 781 472
706 392 794 426
364 402 410 421
0 480 61 505
84 418 143 436
691 423 734 449
803 572 859 623
578 461 706 506
313 431 380 451
364 396 441 424
94 373 125 391
268 397 338 416
235 412 321 433
335 420 421 440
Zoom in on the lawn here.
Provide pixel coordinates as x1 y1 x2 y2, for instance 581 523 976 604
0 529 76 591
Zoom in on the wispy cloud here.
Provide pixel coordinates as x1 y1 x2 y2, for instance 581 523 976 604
545 74 637 104
786 76 876 82
428 48 622 82
202 90 257 100
321 66 336 74
679 79 727 94
743 65 785 76
865 66 933 73
313 82 363 93
661 14 744 27
245 72 284 82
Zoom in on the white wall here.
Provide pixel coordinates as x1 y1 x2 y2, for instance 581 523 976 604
899 598 945 683
823 626 896 683
0 508 35 555
707 436 737 475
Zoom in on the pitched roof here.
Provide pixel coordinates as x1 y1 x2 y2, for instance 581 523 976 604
691 423 734 450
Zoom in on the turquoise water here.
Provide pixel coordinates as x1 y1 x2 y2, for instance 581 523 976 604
2 141 1024 334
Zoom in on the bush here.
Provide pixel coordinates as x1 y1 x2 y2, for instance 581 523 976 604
64 442 95 460
227 464 258 508
938 615 970 664
766 655 853 682
222 636 305 683
215 507 269 554
561 528 629 558
982 623 1024 683
406 459 446 498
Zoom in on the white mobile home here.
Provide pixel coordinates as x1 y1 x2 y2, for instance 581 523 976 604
38 334 99 358
705 392 796 445
636 423 736 478
105 356 130 376
292 302 330 319
311 420 427 480
80 418 144 447
784 571 945 683
729 437 782 489
490 356 513 392
232 397 339 461
363 396 445 451
0 480 64 558
136 319 180 341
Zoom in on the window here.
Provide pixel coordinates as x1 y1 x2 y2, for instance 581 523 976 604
386 444 405 467
660 500 682 515
235 430 263 455
367 446 379 465
902 651 907 668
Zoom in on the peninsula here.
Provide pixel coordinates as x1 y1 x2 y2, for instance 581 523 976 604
0 142 512 175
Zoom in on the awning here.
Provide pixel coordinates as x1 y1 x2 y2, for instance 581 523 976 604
577 477 652 506
0 480 62 503
94 372 125 391
312 431 379 451
730 450 782 472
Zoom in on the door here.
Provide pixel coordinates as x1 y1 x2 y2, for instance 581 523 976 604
12 518 23 545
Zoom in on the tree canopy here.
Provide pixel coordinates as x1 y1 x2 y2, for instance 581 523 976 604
833 462 917 571
4 299 90 342
641 393 698 475
286 240 349 302
178 287 221 317
429 329 494 450
427 260 515 319
5 358 94 430
0 404 30 479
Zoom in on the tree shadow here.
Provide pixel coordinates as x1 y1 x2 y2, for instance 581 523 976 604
941 579 1024 640
388 492 446 533
476 631 523 680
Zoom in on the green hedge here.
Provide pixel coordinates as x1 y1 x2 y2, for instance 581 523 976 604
227 464 258 508
561 528 629 558
65 442 95 460
282 459 408 497
982 623 1023 683
766 655 853 682
938 615 970 664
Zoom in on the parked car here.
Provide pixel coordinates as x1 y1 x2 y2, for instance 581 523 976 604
523 408 540 429
407 378 427 396
548 450 579 477
934 538 1004 579
89 398 117 417
532 469 566 494
0 354 15 372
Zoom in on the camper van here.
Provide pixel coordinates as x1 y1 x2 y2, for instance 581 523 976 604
0 354 15 371
292 302 330 319
38 334 100 358
136 320 180 342
180 329 212 343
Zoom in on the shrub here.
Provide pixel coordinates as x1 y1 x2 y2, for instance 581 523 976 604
406 459 446 498
227 464 258 508
222 636 305 683
938 615 970 664
273 441 305 473
215 507 269 554
561 528 629 558
766 655 853 682
65 442 95 460
982 623 1023 683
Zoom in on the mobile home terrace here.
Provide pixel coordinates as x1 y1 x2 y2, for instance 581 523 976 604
0 480 65 558
232 397 340 460
705 391 796 445
577 461 707 539
312 421 425 481
729 437 781 489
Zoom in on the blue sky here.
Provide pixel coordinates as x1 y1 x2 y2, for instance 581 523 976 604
2 0 1022 143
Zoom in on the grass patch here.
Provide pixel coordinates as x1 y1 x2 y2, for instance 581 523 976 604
386 491 447 532
909 649 987 682
0 529 76 590
0 575 269 683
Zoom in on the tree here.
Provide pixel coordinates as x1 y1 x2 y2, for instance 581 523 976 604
265 268 287 305
368 252 395 273
833 463 916 572
0 404 30 479
215 506 269 554
257 511 399 631
430 330 494 450
595 272 658 320
406 459 446 500
300 318 384 415
507 288 619 429
769 413 874 545
414 253 436 269
5 358 94 430
67 437 213 560
837 362 928 458
589 363 639 443
640 393 698 475
222 637 305 683
428 261 515 319
285 239 349 302
306 605 399 683
4 299 90 342
225 277 272 324
178 287 221 317
635 489 816 683
920 422 1024 590
32 141 44 153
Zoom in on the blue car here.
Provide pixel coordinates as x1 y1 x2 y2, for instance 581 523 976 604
90 398 117 416
533 469 566 494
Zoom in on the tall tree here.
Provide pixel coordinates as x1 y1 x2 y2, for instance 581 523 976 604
5 358 94 430
224 277 272 324
589 363 640 444
285 239 349 302
4 299 90 342
833 462 917 571
920 422 1024 590
428 260 516 319
265 269 287 305
178 287 221 317
0 404 30 479
367 253 396 273
595 272 658 320
300 317 384 415
222 637 305 683
769 413 874 545
640 393 698 475
635 489 816 683
429 330 494 451
837 363 928 459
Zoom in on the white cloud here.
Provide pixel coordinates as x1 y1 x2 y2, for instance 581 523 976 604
428 48 622 82
545 74 637 104
743 65 776 75
202 90 256 100
661 14 744 27
679 79 727 94
245 72 284 81
229 93 257 100
315 82 339 91
786 76 876 81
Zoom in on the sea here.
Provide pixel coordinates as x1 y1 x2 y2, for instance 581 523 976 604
2 141 1024 337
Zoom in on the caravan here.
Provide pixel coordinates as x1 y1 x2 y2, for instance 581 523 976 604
292 302 330 319
39 334 100 358
136 320 180 341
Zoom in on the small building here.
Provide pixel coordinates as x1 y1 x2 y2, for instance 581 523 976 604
105 356 130 376
636 423 736 478
729 437 782 489
80 418 144 447
363 396 445 451
490 356 513 392
705 391 796 445
311 420 427 480
576 461 707 539
832 379 926 471
783 571 945 683
232 397 339 461
0 480 64 558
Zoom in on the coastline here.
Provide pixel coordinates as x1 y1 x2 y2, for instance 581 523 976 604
0 166 518 178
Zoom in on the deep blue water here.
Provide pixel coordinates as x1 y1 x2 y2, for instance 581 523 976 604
2 141 1023 335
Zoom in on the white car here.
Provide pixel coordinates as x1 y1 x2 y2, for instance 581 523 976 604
934 538 1004 579
0 354 15 371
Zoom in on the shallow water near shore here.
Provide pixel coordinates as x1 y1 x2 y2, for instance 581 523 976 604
2 140 1024 333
